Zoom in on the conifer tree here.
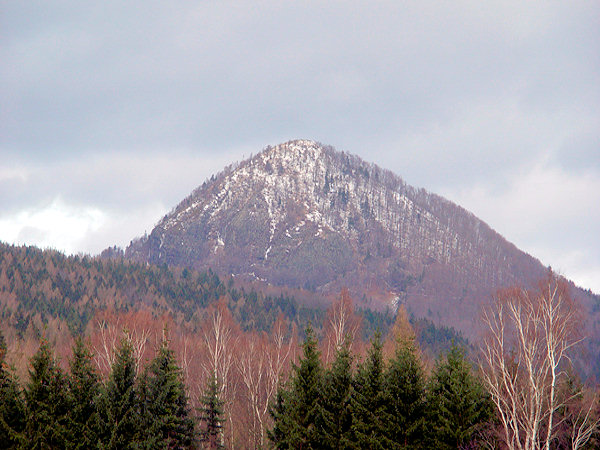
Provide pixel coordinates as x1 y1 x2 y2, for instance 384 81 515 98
140 333 194 449
384 335 427 449
318 341 355 449
0 331 25 448
269 325 324 449
136 371 161 449
426 344 493 449
97 336 140 449
268 387 291 449
23 339 71 449
197 374 225 449
350 332 391 449
67 336 101 449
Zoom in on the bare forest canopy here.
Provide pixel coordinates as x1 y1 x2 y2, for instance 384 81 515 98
0 242 467 374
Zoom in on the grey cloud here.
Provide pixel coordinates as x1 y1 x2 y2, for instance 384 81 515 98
4 1 597 169
556 129 600 172
0 150 243 216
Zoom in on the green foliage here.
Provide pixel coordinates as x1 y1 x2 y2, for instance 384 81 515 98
384 336 427 449
0 331 25 448
23 340 71 449
3 332 201 449
67 337 101 449
197 375 225 449
358 309 470 360
97 338 140 449
426 344 494 449
267 387 289 448
412 316 470 357
350 333 392 449
318 342 355 449
358 307 394 340
269 325 324 449
139 334 194 449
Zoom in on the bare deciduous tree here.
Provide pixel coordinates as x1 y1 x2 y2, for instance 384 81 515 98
237 332 266 449
126 326 151 373
323 288 361 364
94 318 120 375
237 315 295 449
266 315 295 398
201 301 237 447
569 389 600 449
92 313 151 376
480 276 597 450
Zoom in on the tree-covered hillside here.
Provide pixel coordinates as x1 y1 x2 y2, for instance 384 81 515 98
0 243 467 372
0 243 320 336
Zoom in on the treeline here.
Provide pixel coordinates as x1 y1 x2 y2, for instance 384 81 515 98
0 243 317 336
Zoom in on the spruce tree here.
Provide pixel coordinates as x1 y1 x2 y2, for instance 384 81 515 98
97 337 140 449
426 344 493 449
136 371 161 449
350 333 391 449
67 336 101 449
140 334 194 449
0 331 25 448
384 335 426 449
268 387 291 448
23 339 71 449
318 341 355 449
269 325 324 449
197 374 225 449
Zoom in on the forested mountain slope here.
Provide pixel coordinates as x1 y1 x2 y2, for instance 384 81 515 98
124 140 599 342
0 242 469 375
0 243 320 337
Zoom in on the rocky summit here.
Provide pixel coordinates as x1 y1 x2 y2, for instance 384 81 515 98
124 140 572 336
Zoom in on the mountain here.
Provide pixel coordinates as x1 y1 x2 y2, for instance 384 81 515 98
125 140 598 339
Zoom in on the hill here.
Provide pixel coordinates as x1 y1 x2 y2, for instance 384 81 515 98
124 140 599 342
0 242 473 375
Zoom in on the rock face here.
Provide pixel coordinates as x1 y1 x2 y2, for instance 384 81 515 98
125 140 559 333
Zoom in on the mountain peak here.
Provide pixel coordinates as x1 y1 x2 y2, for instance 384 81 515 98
264 139 323 156
250 139 328 179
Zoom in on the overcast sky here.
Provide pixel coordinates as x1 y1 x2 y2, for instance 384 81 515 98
1 1 599 293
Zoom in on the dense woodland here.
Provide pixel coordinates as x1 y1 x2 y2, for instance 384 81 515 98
1 243 599 448
0 318 490 449
0 243 465 375
1 300 598 449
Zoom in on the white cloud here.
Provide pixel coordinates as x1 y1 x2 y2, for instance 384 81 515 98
0 147 252 254
0 196 174 256
0 197 106 254
0 167 29 183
